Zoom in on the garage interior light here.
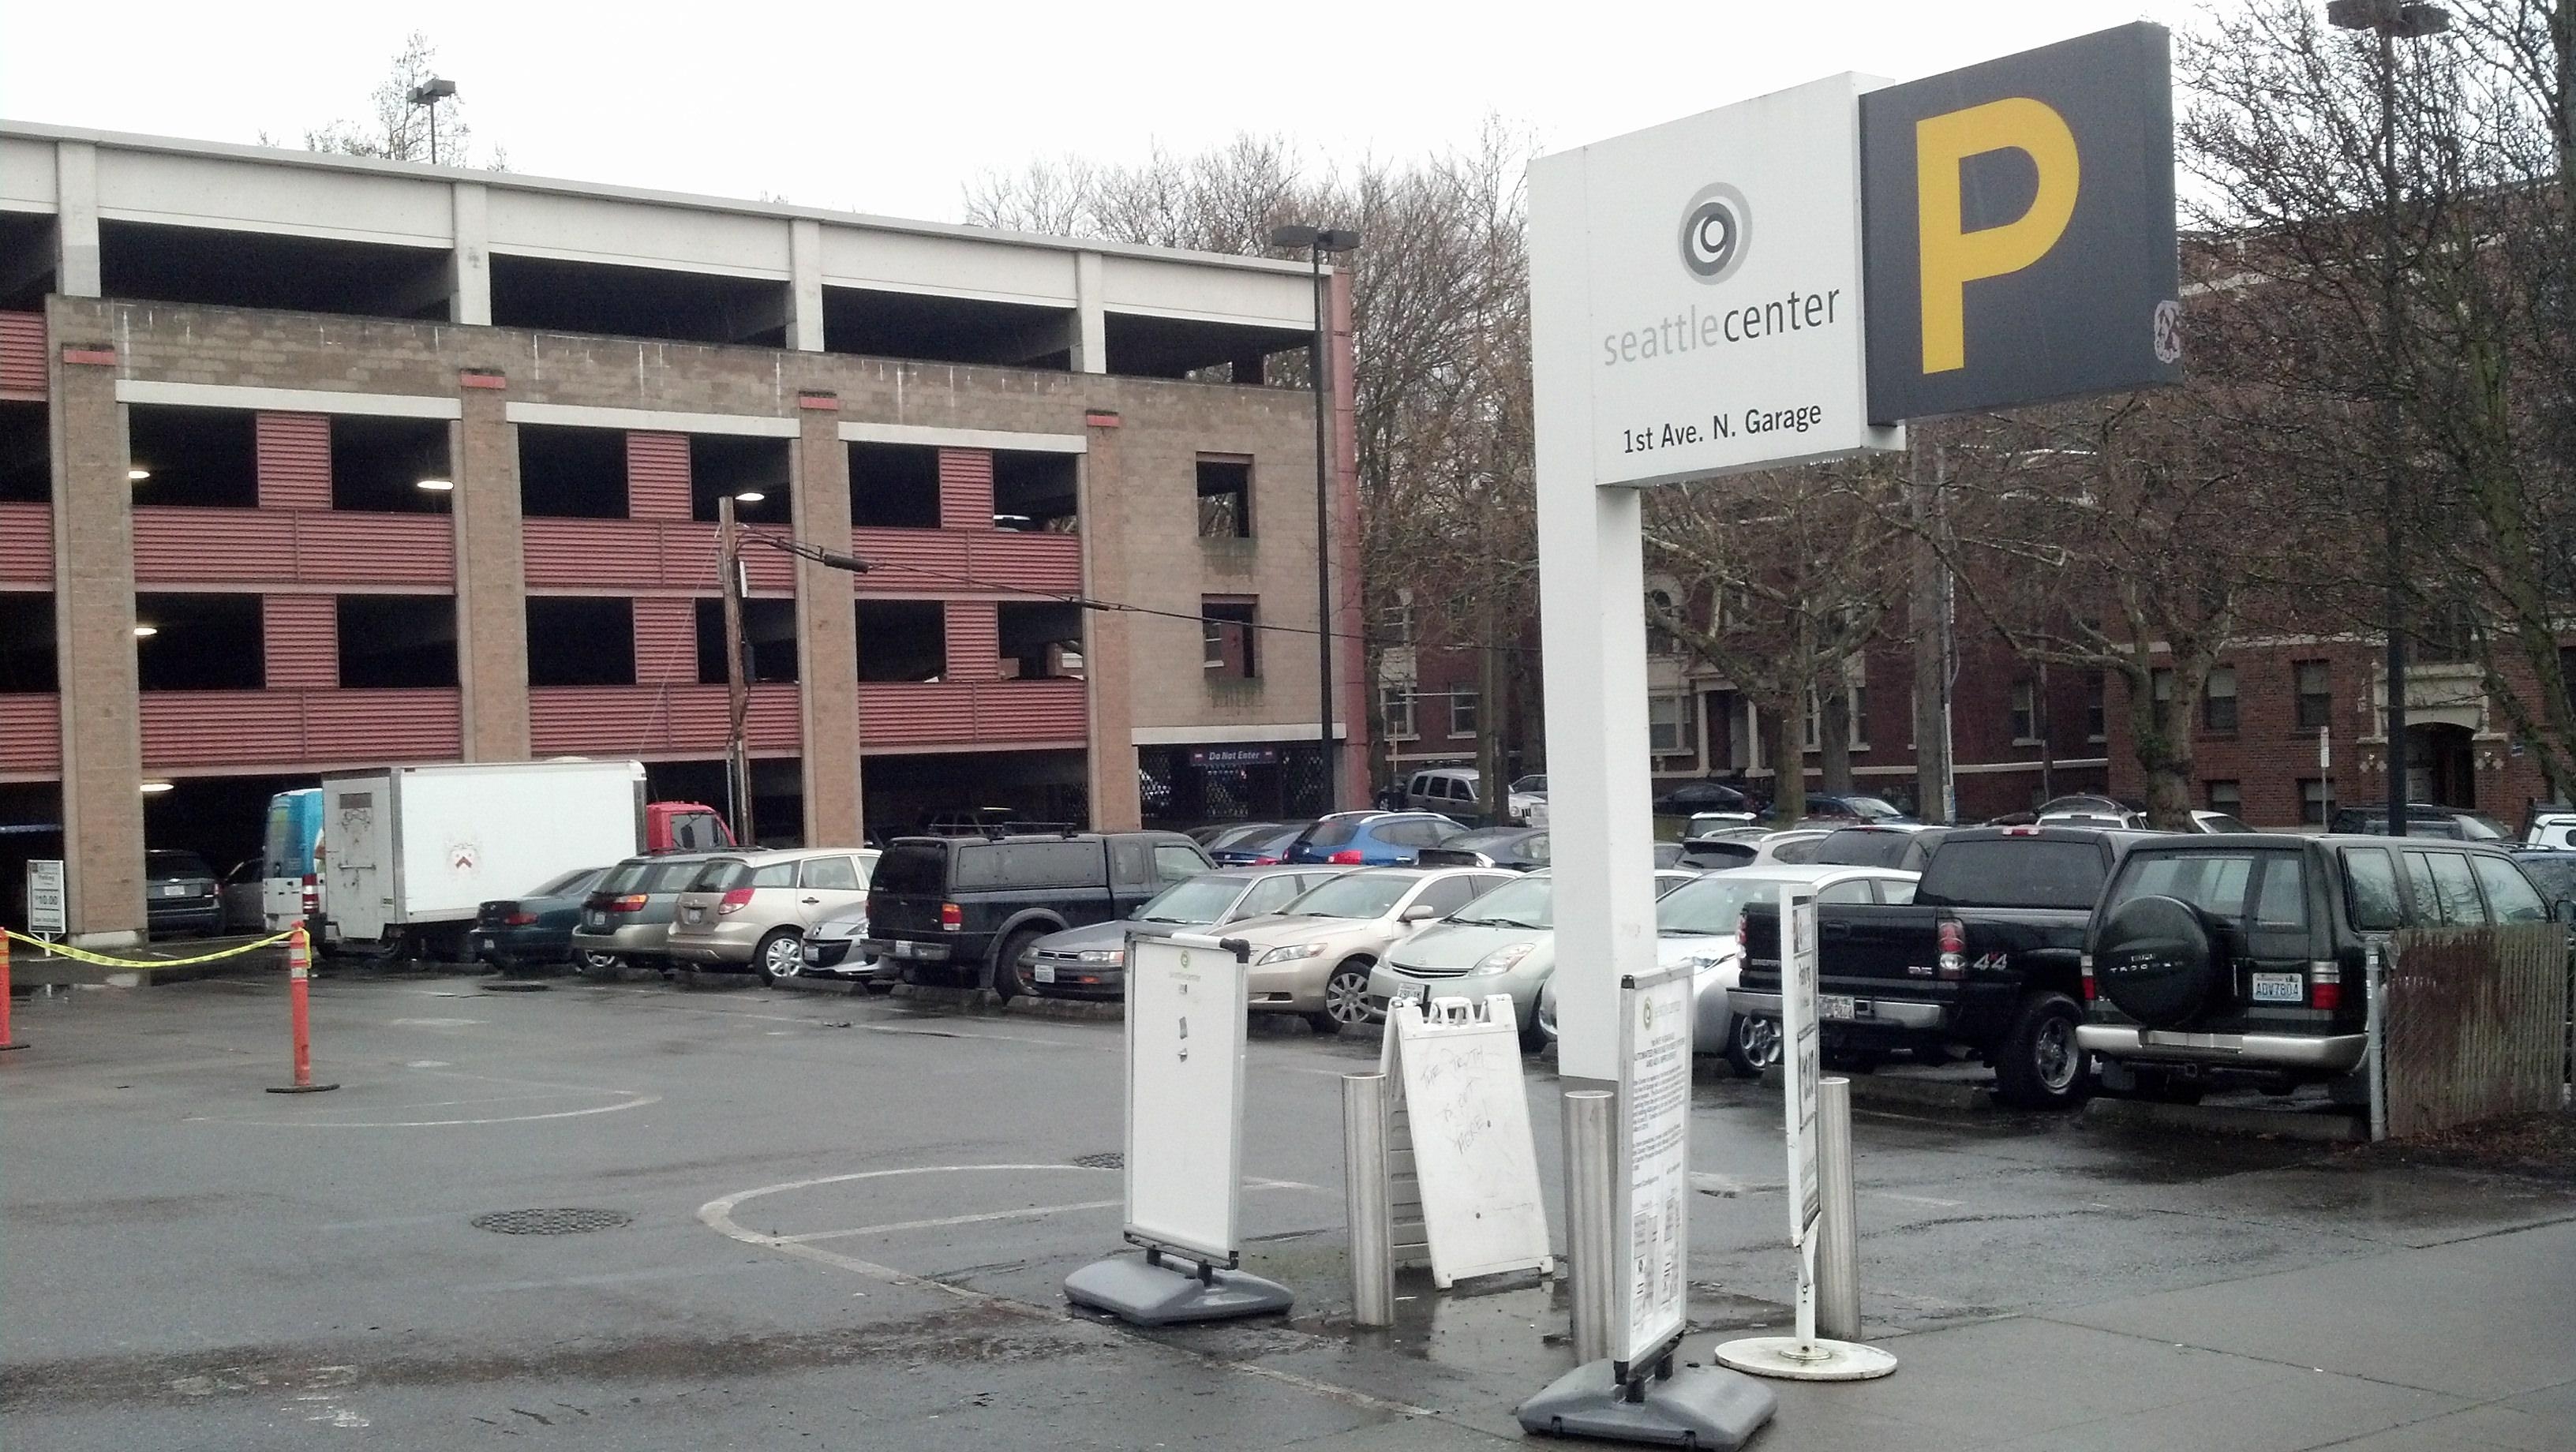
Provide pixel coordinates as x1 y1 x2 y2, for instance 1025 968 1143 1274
732 489 765 503
128 468 151 481
416 477 455 492
132 624 158 638
140 780 174 794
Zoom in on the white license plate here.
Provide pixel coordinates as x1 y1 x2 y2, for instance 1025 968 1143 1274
2250 972 2305 1004
891 940 919 958
585 912 607 928
158 884 187 898
683 908 704 923
1820 995 1857 1021
1033 964 1056 984
474 935 494 952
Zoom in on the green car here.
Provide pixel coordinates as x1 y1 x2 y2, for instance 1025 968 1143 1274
470 866 611 971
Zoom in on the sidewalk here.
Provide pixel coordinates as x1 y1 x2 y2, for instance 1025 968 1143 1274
1743 1215 2576 1450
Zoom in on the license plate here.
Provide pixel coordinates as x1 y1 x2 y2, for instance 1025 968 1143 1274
1820 995 1857 1021
892 940 919 958
1034 964 1056 984
2250 972 2305 1004
158 884 186 898
586 912 607 928
474 935 494 952
683 908 704 923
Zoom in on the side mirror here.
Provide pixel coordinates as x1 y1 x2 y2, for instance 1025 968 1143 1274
2555 900 2576 926
1402 904 1440 922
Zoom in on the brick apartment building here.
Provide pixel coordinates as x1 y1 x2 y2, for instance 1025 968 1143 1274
0 122 1364 944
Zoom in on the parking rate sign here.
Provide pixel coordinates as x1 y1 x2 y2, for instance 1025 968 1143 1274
1781 889 1823 1244
1618 964 1695 1366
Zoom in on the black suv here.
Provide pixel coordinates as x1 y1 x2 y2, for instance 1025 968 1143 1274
2080 834 2561 1096
864 831 1213 998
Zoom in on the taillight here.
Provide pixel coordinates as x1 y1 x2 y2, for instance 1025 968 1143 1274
301 873 318 912
2311 960 2342 1010
940 902 963 931
1330 850 1366 864
2001 825 2039 836
609 893 648 914
505 911 537 926
1252 855 1281 865
1736 916 1748 952
2080 952 2096 1002
717 888 755 915
1938 918 1966 979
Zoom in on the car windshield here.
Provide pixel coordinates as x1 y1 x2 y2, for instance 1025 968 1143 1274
1204 822 1275 851
528 867 597 897
1846 796 1905 820
1657 875 1798 937
2517 855 2576 902
1511 776 1547 794
146 850 212 878
2199 814 2254 833
1449 876 1552 930
1132 876 1241 925
1283 873 1415 919
1449 828 1531 854
1298 818 1363 850
688 859 748 892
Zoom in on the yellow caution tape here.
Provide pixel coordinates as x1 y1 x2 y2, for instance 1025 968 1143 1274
2 928 293 968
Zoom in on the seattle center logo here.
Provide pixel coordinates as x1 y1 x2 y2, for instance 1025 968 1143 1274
1679 183 1750 285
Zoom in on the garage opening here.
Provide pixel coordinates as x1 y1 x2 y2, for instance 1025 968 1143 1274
127 406 257 508
992 451 1079 532
337 595 457 688
527 597 637 687
0 402 47 503
100 219 451 321
0 593 56 693
332 414 452 513
849 442 940 530
696 597 798 683
689 435 792 526
859 749 1090 841
1103 312 1306 382
0 212 54 308
822 286 1074 369
518 425 629 519
856 600 946 682
490 254 790 347
136 593 264 690
144 773 320 891
998 601 1084 680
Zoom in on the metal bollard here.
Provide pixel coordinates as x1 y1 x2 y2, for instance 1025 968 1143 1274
1342 1072 1395 1328
1815 1077 1860 1340
1563 1089 1616 1363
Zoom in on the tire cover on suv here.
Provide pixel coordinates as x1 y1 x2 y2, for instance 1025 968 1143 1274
2095 895 2221 1030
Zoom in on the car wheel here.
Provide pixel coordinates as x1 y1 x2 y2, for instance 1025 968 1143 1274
576 949 621 975
754 929 803 986
989 928 1041 1001
1516 1002 1550 1053
1994 990 2091 1109
1726 1014 1781 1079
1310 961 1374 1035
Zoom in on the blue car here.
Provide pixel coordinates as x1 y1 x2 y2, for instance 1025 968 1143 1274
1283 811 1466 866
1208 822 1303 866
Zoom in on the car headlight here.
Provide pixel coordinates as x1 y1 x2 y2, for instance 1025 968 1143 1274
1471 943 1537 975
1076 949 1125 965
1258 941 1327 965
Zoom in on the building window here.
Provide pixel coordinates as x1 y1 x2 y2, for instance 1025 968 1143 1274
2293 660 2332 731
2300 777 2334 826
2085 671 2106 740
1382 687 1417 740
1196 457 1251 539
1384 595 1414 648
1449 690 1480 738
1202 598 1257 679
1849 686 1869 750
2009 679 2037 743
2151 668 2174 731
2203 666 2239 732
2207 780 2243 817
1645 589 1679 657
1649 694 1695 757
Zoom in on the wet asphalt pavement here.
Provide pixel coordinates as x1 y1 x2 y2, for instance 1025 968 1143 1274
5 968 2572 1450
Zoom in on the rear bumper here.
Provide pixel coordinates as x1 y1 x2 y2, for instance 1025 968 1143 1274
571 922 675 956
472 928 570 963
867 937 958 964
148 900 222 933
2078 1024 2368 1074
1728 990 1949 1032
665 924 759 964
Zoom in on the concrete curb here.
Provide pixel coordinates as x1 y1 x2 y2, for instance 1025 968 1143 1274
2081 1095 2368 1144
1002 995 1124 1023
1758 1064 1998 1113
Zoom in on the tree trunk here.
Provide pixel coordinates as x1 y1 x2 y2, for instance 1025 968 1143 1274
2129 669 2202 830
1765 698 1808 821
1818 670 1855 797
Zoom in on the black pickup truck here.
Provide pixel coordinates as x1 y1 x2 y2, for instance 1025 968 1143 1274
1734 825 2157 1107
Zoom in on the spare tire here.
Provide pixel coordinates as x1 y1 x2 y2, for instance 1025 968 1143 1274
2095 895 2222 1029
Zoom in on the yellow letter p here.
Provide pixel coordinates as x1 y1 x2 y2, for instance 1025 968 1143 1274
1915 97 2080 374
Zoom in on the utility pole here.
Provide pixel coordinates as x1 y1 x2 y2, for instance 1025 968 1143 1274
719 494 755 848
1908 443 1956 823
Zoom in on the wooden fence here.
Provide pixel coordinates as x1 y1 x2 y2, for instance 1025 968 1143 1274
2380 924 2572 1139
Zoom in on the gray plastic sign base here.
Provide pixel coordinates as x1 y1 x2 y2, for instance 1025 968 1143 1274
1713 1334 1899 1381
1517 1360 1777 1448
1063 1256 1293 1327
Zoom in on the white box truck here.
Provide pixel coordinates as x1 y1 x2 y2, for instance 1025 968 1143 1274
319 759 647 953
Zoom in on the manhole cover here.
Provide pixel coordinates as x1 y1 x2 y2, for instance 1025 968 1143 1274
1070 1152 1123 1169
470 1207 632 1235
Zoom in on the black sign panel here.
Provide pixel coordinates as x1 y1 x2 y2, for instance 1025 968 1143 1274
1861 23 2181 424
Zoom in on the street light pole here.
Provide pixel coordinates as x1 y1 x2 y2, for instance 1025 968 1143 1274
407 77 456 167
718 493 754 848
2328 0 2448 840
1271 224 1362 815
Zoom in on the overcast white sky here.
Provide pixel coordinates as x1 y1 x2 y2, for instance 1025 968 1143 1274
3 1 2207 223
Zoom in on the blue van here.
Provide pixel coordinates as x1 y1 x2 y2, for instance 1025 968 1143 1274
260 788 326 933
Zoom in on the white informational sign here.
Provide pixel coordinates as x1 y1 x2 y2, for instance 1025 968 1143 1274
1122 932 1251 1265
26 859 66 935
1617 964 1695 1366
1530 73 1903 488
1781 889 1823 1245
1387 995 1552 1288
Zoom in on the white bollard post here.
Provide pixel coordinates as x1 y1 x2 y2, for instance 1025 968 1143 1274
1814 1077 1861 1341
1343 1072 1395 1329
1563 1088 1616 1364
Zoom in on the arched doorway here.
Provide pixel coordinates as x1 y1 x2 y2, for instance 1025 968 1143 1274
2406 723 2477 808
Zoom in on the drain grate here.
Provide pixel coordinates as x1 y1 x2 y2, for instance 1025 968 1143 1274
1070 1152 1124 1169
470 1207 633 1235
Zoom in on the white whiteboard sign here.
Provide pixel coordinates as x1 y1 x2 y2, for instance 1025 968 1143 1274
26 859 66 935
1617 964 1694 1365
1389 995 1552 1287
1122 932 1250 1264
1782 888 1823 1244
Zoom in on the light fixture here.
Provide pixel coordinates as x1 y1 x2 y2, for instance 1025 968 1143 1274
732 489 765 503
140 780 174 794
128 467 152 482
132 624 158 638
416 477 454 492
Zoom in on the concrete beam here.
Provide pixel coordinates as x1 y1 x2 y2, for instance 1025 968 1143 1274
794 393 862 844
451 182 492 326
54 141 99 298
1073 253 1106 375
788 219 824 353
